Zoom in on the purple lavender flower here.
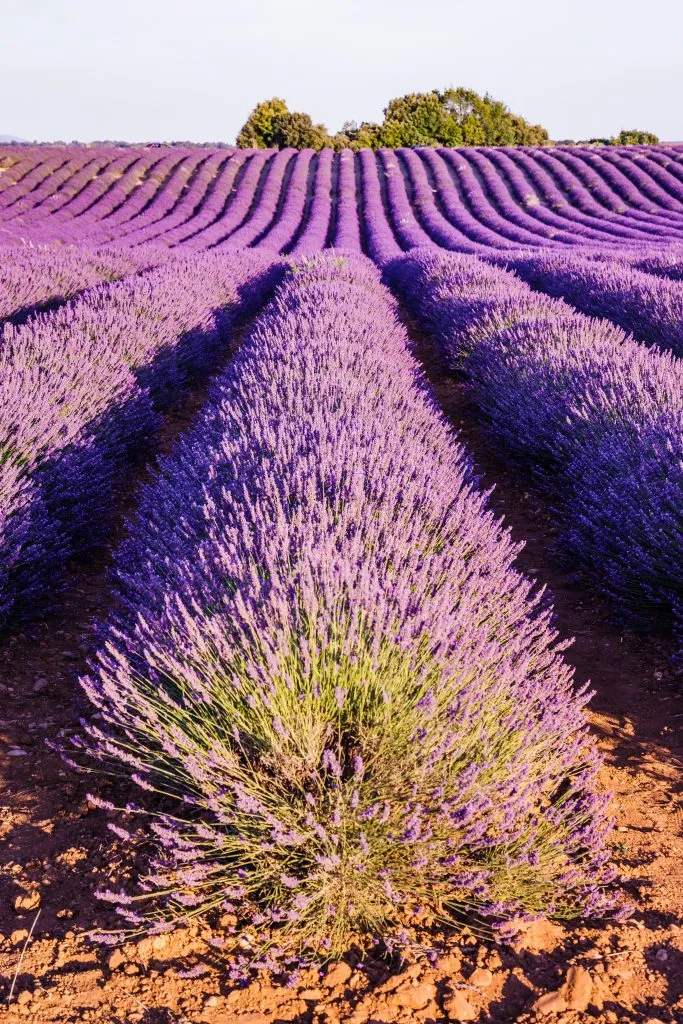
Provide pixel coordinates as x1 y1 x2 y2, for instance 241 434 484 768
78 253 620 972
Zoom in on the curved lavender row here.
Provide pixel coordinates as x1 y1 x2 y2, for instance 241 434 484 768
122 151 231 247
552 149 683 236
482 149 646 246
156 152 247 248
441 150 548 249
4 145 683 252
217 149 295 250
358 149 403 263
621 150 683 206
287 150 332 256
642 149 683 202
599 149 683 216
523 149 671 242
87 151 187 242
420 150 517 250
0 152 45 198
87 151 207 246
377 149 434 250
387 247 683 637
567 149 667 216
459 150 563 247
80 253 617 969
0 153 93 222
397 149 486 253
0 154 68 213
54 151 183 247
0 245 173 325
527 148 683 243
502 250 683 357
255 149 314 255
10 154 112 228
330 150 362 252
183 151 269 250
20 151 143 242
17 152 158 247
0 250 283 628
538 149 672 234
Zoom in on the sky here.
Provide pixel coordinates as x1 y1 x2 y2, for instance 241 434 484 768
2 0 682 144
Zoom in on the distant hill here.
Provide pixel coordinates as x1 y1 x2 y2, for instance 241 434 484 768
0 135 28 143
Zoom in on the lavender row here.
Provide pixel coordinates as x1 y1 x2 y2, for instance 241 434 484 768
0 151 159 245
460 148 673 246
0 250 282 629
2 144 683 253
500 249 683 357
80 254 618 972
119 151 229 248
155 152 248 248
84 152 208 247
288 149 333 255
480 149 651 245
181 152 271 250
0 245 175 325
218 149 296 250
387 247 683 638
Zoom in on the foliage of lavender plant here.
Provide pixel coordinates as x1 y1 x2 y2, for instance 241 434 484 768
387 247 683 638
0 250 283 628
81 254 619 970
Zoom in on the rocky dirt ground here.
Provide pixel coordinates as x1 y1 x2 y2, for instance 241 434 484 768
0 335 681 1023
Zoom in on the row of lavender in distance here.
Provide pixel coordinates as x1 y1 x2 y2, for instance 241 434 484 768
387 248 683 639
0 250 282 629
496 249 683 357
80 254 619 975
2 144 683 253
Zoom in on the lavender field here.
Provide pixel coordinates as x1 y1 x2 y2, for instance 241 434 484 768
1 143 682 1022
3 143 683 253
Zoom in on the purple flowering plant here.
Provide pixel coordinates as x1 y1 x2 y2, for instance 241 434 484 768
79 254 621 970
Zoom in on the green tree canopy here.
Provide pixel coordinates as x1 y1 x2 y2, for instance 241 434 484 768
236 98 289 148
579 129 660 146
236 98 333 151
615 129 660 145
236 90 548 150
341 88 550 148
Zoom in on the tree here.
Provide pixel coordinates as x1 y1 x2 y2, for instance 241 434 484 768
337 120 383 151
236 88 551 151
376 92 464 147
578 130 660 146
269 111 330 151
616 129 659 145
236 98 332 151
236 98 289 148
373 88 549 148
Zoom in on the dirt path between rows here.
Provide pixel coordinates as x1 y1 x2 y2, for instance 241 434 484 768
0 328 681 1024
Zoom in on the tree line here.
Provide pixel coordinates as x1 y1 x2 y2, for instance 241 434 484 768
236 90 659 150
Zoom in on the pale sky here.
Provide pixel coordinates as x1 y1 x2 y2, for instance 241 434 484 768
2 0 682 144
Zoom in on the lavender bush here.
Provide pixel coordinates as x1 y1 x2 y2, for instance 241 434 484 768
0 245 171 325
81 254 618 971
388 247 683 637
0 250 282 628
505 249 683 357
